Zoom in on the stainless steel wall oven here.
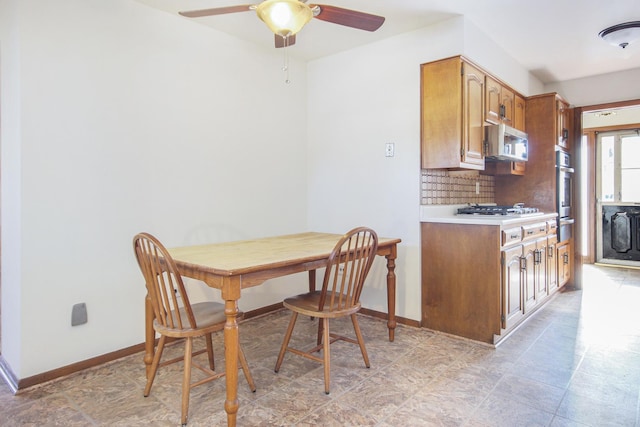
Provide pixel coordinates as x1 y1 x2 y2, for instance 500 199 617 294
557 150 574 241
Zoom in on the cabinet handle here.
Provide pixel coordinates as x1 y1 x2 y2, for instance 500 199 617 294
527 230 534 235
511 234 519 239
548 247 554 258
520 256 526 271
534 249 541 264
563 253 569 264
500 104 505 119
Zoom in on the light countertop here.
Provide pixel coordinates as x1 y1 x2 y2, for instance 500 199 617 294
420 205 558 226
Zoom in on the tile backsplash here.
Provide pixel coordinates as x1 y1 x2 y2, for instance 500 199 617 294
420 169 495 205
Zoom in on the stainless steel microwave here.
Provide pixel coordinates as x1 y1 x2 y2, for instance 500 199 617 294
485 124 528 162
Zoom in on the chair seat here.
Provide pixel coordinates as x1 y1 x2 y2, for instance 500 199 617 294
284 291 361 318
154 302 237 338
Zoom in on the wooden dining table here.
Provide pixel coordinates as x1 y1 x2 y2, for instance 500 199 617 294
143 231 401 426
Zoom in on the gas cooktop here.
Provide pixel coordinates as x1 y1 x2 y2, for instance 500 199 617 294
457 204 541 216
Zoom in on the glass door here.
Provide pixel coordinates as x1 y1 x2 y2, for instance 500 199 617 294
596 130 640 263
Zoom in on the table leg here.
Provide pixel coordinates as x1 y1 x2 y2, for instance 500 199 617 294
222 281 240 427
144 294 155 378
385 246 397 342
308 269 316 293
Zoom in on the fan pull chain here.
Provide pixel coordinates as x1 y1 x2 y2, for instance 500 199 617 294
282 35 291 84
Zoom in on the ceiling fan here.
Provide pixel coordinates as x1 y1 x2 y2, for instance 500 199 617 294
179 0 385 48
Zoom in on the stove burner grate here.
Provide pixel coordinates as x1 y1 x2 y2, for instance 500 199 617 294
457 205 540 216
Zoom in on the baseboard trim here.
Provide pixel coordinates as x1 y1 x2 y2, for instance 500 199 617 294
243 302 283 320
8 342 147 393
2 303 417 393
359 307 421 328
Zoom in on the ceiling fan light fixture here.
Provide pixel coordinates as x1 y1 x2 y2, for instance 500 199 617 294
598 21 640 49
256 0 313 38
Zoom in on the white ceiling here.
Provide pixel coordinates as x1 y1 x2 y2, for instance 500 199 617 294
135 0 640 84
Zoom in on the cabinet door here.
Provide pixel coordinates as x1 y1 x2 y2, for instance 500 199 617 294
502 245 524 329
522 241 537 312
485 76 515 127
500 86 514 127
514 94 526 131
558 241 571 286
557 98 569 149
535 238 548 302
462 63 486 167
421 57 484 170
485 76 502 125
547 234 558 294
512 161 526 175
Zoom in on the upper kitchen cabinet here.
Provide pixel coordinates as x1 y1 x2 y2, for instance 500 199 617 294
485 76 515 127
556 97 570 150
481 85 527 176
421 56 485 170
514 94 526 132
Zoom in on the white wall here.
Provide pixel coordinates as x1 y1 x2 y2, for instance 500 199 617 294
545 67 640 107
583 105 640 128
1 0 309 378
0 0 23 376
462 22 545 97
306 16 540 321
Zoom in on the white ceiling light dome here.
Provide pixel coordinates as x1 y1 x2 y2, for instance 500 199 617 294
599 21 640 49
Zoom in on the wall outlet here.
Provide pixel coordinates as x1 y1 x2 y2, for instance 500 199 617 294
385 142 395 157
71 303 88 326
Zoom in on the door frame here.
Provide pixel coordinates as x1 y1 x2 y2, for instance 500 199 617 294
579 98 640 264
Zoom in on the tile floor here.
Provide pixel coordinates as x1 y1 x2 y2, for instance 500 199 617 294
1 264 639 426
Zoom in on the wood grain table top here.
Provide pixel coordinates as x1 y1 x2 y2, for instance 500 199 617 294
168 231 400 277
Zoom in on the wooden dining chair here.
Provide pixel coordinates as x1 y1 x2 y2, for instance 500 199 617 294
133 232 256 426
274 227 379 394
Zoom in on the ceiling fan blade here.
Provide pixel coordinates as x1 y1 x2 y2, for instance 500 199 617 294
179 5 253 18
275 34 297 48
311 5 385 32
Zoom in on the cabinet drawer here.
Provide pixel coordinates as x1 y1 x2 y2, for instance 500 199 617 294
502 227 522 245
522 222 548 241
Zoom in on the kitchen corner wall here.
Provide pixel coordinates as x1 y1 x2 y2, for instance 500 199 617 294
420 169 495 205
306 15 528 325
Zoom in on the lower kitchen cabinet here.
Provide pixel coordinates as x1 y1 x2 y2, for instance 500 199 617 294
535 240 549 304
422 215 568 345
523 239 538 312
422 223 502 343
502 244 525 330
501 234 549 330
558 240 572 287
547 234 559 294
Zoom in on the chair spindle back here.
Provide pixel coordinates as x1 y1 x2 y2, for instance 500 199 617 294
133 233 197 331
319 227 378 312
